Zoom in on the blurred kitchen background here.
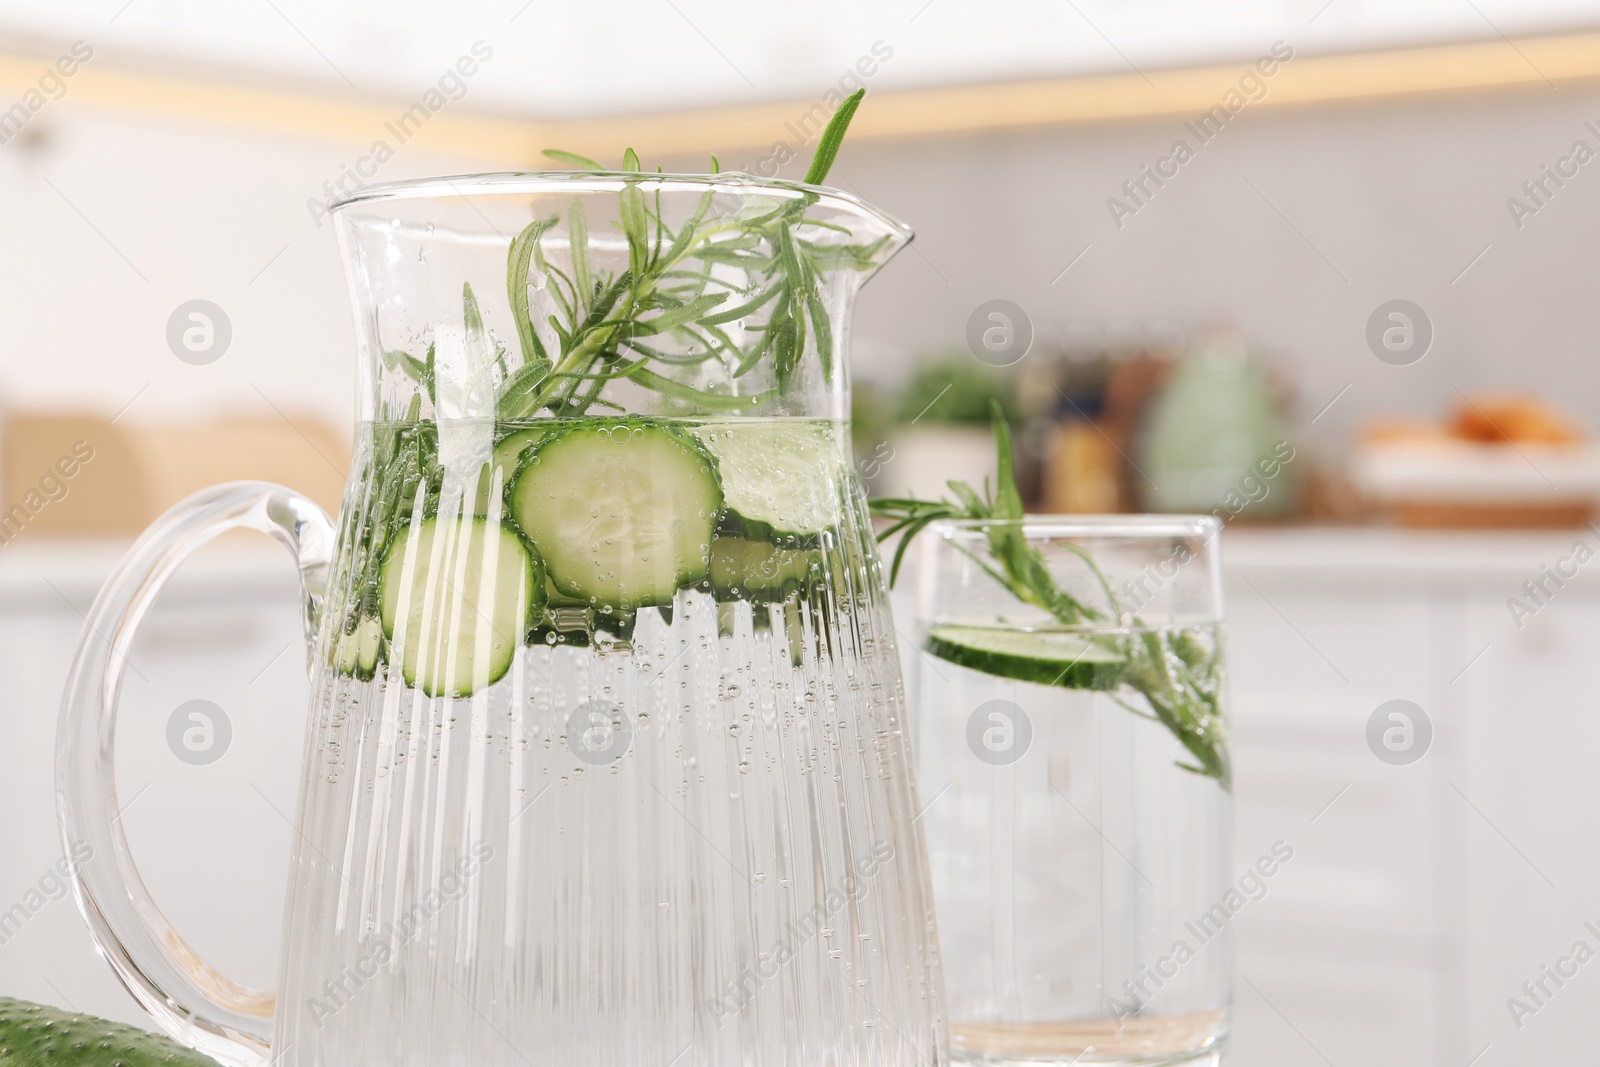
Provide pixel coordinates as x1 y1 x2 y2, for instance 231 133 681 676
5 3 1600 1065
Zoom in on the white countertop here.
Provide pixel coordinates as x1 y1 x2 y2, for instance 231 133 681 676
1220 524 1600 589
3 525 1595 607
0 539 305 609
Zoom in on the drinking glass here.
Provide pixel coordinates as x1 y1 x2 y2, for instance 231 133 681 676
910 517 1231 1066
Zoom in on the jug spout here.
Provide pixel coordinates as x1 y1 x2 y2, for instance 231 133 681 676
333 171 912 424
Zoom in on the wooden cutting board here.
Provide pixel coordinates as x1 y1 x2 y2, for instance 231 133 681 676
0 413 350 542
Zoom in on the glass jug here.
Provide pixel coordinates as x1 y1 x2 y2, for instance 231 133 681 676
57 173 945 1067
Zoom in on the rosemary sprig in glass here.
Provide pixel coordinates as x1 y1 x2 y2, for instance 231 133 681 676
870 403 1232 790
338 92 878 644
490 89 880 419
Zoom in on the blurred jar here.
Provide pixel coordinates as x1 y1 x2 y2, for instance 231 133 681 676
1138 334 1298 519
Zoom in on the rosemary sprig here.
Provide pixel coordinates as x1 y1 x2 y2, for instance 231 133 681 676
486 87 872 419
341 91 879 640
380 89 873 423
870 402 1232 790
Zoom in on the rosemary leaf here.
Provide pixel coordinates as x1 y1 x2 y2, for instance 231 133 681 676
629 292 731 335
569 201 592 318
382 348 429 387
700 284 782 326
804 88 866 185
662 189 716 264
544 148 605 170
462 282 490 363
497 359 552 419
421 343 437 407
626 366 773 411
806 286 833 381
508 216 555 364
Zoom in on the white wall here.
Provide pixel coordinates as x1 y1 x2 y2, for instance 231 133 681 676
0 101 471 438
825 84 1600 455
4 78 1598 457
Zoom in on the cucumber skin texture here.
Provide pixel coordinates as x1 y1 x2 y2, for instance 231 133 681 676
0 998 219 1067
378 517 544 697
708 535 821 603
474 427 550 517
510 420 723 610
716 511 825 550
925 628 1128 691
332 615 385 681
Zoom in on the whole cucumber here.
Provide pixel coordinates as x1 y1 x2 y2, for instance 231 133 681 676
0 999 218 1067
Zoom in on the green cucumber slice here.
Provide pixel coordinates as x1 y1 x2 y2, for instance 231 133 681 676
545 576 589 609
510 420 722 609
474 426 550 516
924 625 1127 690
379 516 542 697
695 421 840 542
709 534 821 602
333 615 384 680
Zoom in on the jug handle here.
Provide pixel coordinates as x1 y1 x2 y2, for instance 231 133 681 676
56 482 336 1067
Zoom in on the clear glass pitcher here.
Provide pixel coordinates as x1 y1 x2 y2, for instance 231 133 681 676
56 173 945 1067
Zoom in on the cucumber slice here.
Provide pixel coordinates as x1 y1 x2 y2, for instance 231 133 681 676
709 534 821 602
545 576 589 609
474 426 550 516
333 615 384 680
510 420 722 609
379 516 542 697
695 421 840 542
924 625 1127 690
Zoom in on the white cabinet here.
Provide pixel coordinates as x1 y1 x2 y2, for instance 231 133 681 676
1453 596 1600 1063
0 543 309 1026
1224 530 1600 1067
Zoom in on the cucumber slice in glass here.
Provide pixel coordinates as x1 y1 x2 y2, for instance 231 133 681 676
510 420 722 609
379 516 542 697
695 421 840 542
709 533 821 602
474 426 550 516
333 615 384 680
924 624 1127 690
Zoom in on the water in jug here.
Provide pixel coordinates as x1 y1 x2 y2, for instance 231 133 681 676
56 170 946 1067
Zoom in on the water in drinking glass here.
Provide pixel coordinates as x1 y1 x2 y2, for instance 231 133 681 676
910 518 1232 1067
